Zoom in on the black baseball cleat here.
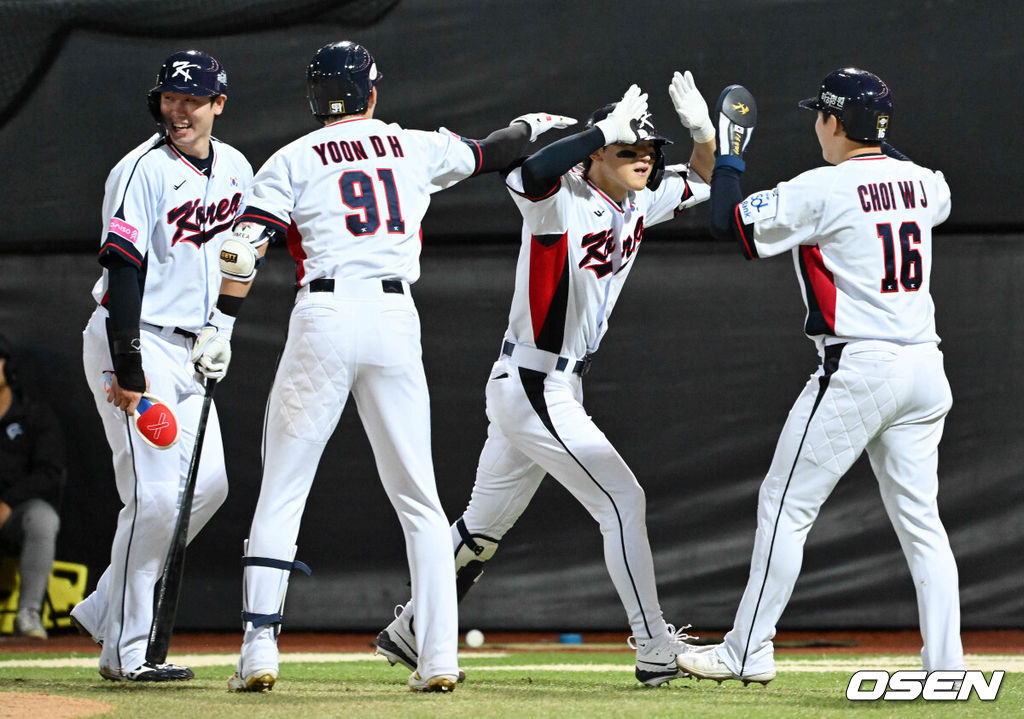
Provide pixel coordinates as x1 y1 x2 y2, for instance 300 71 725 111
714 85 757 159
375 629 418 672
101 662 195 682
635 662 686 687
375 606 466 682
375 605 418 671
630 623 703 687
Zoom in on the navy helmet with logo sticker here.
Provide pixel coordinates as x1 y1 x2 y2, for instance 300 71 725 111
147 50 228 122
585 103 674 146
799 67 892 143
306 41 381 120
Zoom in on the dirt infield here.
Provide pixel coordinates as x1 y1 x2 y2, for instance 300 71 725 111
2 628 1021 656
0 693 112 719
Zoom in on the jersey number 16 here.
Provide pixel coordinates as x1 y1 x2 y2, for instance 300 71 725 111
339 169 406 236
878 221 922 293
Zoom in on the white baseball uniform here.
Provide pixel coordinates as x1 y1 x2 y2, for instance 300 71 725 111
77 133 252 675
716 152 964 676
236 117 484 680
402 164 707 645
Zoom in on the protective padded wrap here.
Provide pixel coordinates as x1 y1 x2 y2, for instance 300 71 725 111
241 541 310 631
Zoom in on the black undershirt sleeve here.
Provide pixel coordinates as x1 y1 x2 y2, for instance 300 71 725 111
519 127 606 198
105 258 143 331
709 160 757 259
103 256 146 391
471 123 531 174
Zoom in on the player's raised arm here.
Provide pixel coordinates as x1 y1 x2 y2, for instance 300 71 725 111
707 85 759 257
458 113 577 176
517 84 649 197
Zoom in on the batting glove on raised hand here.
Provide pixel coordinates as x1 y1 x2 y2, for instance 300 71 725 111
190 308 235 380
512 113 578 142
594 84 649 146
669 70 714 144
714 84 757 163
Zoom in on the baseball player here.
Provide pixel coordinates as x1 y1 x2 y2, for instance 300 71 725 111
376 73 717 687
677 68 963 684
218 41 575 694
72 50 252 681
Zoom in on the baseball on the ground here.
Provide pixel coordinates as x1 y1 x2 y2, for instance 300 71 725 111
465 629 485 647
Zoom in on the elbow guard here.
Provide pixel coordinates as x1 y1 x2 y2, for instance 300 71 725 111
220 222 272 281
220 237 258 281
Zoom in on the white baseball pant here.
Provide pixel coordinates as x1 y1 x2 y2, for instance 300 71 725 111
718 339 964 676
454 352 671 641
241 280 458 679
80 306 228 674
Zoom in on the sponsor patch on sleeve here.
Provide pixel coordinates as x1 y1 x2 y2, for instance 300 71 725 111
108 217 139 244
738 189 779 223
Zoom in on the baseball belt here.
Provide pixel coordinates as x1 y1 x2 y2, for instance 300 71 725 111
500 340 591 376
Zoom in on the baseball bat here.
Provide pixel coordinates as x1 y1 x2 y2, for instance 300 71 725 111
146 378 217 666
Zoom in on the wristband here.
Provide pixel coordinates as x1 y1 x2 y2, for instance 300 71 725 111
690 119 715 144
107 324 146 392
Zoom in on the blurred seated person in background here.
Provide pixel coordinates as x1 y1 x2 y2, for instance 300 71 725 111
0 333 66 639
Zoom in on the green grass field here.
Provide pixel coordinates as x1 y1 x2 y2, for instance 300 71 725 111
1 650 1019 718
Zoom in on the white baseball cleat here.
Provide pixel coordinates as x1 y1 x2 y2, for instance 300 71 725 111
675 645 775 686
228 668 277 692
230 625 279 692
630 623 700 686
408 671 460 692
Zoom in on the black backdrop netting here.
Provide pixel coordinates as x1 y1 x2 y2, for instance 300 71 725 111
0 0 400 126
0 0 1021 632
1 0 1023 253
1 237 1022 631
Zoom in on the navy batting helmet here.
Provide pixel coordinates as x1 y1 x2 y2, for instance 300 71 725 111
147 50 228 123
584 104 673 190
799 67 892 143
307 41 381 119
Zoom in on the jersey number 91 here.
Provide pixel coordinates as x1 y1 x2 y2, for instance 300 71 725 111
339 169 406 236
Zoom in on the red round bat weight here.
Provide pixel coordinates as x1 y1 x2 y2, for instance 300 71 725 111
133 393 180 449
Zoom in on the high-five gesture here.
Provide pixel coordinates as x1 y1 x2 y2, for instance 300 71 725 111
594 84 649 145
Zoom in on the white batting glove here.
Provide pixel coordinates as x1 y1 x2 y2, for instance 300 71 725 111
512 113 578 142
191 327 231 380
190 308 235 380
594 84 649 146
669 71 714 144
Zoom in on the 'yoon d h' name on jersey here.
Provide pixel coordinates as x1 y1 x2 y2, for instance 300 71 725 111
735 152 951 347
235 117 485 285
503 164 708 360
91 134 254 331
